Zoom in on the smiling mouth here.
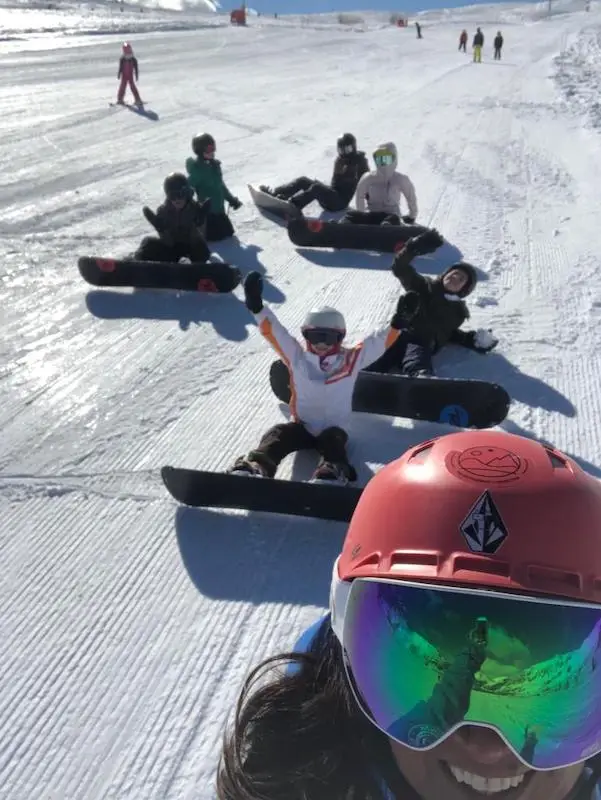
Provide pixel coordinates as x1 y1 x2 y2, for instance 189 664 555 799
445 763 531 795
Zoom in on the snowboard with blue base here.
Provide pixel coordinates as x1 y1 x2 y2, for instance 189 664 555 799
269 359 510 428
161 465 362 521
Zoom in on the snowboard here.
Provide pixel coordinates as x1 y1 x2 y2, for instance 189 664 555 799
287 217 432 253
78 256 242 293
248 183 302 221
269 359 510 428
161 465 362 521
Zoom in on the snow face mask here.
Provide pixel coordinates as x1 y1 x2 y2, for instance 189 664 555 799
331 576 601 771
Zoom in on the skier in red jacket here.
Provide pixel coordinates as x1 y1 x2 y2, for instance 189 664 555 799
117 42 142 105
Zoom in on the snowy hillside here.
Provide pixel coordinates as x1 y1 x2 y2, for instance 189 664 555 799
2 1 601 797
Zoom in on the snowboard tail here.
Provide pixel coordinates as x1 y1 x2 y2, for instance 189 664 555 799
269 359 510 428
287 217 432 253
78 256 242 293
161 466 362 521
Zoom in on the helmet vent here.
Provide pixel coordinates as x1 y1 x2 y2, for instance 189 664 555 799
452 555 510 578
544 448 568 469
527 564 582 592
408 441 435 464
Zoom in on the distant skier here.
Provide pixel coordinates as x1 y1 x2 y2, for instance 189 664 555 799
117 42 142 105
133 172 211 263
415 21 422 39
259 133 369 213
459 29 468 52
473 28 484 62
366 232 498 377
494 31 504 60
185 133 242 241
344 141 418 226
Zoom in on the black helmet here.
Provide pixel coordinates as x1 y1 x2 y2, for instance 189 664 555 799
192 132 216 158
163 172 192 201
337 132 357 155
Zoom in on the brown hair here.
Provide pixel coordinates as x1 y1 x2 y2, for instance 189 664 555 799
216 616 415 800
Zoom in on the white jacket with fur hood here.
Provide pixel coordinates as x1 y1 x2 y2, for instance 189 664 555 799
354 141 418 218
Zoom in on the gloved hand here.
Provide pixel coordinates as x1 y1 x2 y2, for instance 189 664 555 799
143 205 161 231
229 197 242 211
243 270 263 313
402 215 415 224
470 329 498 353
404 229 444 258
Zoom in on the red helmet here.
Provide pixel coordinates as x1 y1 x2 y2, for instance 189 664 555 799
338 430 601 603
122 42 133 55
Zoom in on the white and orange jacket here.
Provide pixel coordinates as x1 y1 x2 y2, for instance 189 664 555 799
256 306 401 435
354 141 418 219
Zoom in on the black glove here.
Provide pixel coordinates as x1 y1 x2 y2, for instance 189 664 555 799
143 206 162 232
229 197 242 211
468 329 498 353
402 215 415 224
243 270 263 313
404 229 444 258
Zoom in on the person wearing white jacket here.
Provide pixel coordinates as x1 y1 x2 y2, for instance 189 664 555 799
346 141 418 226
227 232 445 485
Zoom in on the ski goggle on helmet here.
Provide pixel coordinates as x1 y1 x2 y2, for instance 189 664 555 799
373 148 395 167
330 430 601 772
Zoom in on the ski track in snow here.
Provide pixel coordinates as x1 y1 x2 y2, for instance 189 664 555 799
1 1 601 797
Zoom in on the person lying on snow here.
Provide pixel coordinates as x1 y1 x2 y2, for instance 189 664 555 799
259 133 369 214
185 132 242 241
133 172 211 263
343 141 418 226
367 230 498 376
217 429 601 800
226 234 443 486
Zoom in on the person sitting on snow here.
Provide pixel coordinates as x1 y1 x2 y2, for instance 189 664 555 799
185 132 242 241
259 133 369 214
343 141 418 226
365 230 498 376
134 172 211 263
226 232 444 485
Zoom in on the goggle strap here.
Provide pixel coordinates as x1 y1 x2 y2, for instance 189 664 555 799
329 558 350 646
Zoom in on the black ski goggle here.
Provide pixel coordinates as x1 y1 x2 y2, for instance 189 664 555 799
302 328 345 346
338 144 355 155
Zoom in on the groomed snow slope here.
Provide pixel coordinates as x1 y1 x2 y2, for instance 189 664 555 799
2 3 601 798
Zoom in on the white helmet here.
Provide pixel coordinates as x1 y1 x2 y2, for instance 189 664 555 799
301 306 346 333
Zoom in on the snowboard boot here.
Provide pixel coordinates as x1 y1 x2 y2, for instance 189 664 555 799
260 185 283 198
311 461 354 485
228 456 269 478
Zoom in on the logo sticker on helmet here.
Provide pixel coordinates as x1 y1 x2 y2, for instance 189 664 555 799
447 446 527 484
460 491 508 554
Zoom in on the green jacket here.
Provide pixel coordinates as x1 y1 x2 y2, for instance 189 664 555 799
185 156 236 214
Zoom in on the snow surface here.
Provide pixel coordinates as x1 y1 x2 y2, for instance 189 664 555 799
2 1 601 797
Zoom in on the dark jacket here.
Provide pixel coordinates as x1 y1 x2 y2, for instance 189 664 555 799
330 151 369 203
143 197 209 245
494 34 503 49
393 259 470 350
473 31 484 47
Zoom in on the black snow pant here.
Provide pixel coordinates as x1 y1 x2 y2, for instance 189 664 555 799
134 235 210 263
341 210 401 226
204 211 235 242
459 41 467 52
365 332 434 377
494 47 502 60
246 422 357 480
274 176 348 212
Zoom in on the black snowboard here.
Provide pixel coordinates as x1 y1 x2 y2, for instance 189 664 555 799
287 217 432 253
161 466 362 521
78 256 242 293
269 359 510 428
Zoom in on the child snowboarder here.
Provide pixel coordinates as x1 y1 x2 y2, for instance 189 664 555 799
117 42 142 106
366 233 498 376
227 231 444 485
345 141 418 226
133 172 211 263
259 133 369 213
459 29 468 51
185 133 242 241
